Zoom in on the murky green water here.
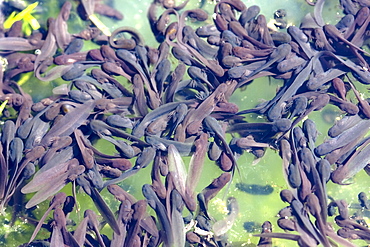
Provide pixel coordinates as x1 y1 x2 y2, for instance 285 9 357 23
1 0 370 246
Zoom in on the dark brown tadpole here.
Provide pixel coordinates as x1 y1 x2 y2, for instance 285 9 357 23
358 192 370 209
332 78 347 100
280 189 294 203
74 129 94 169
124 200 147 247
28 192 67 244
142 184 174 247
94 2 123 20
41 100 95 146
257 221 272 247
277 217 296 231
305 194 331 247
201 172 232 207
52 207 80 247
